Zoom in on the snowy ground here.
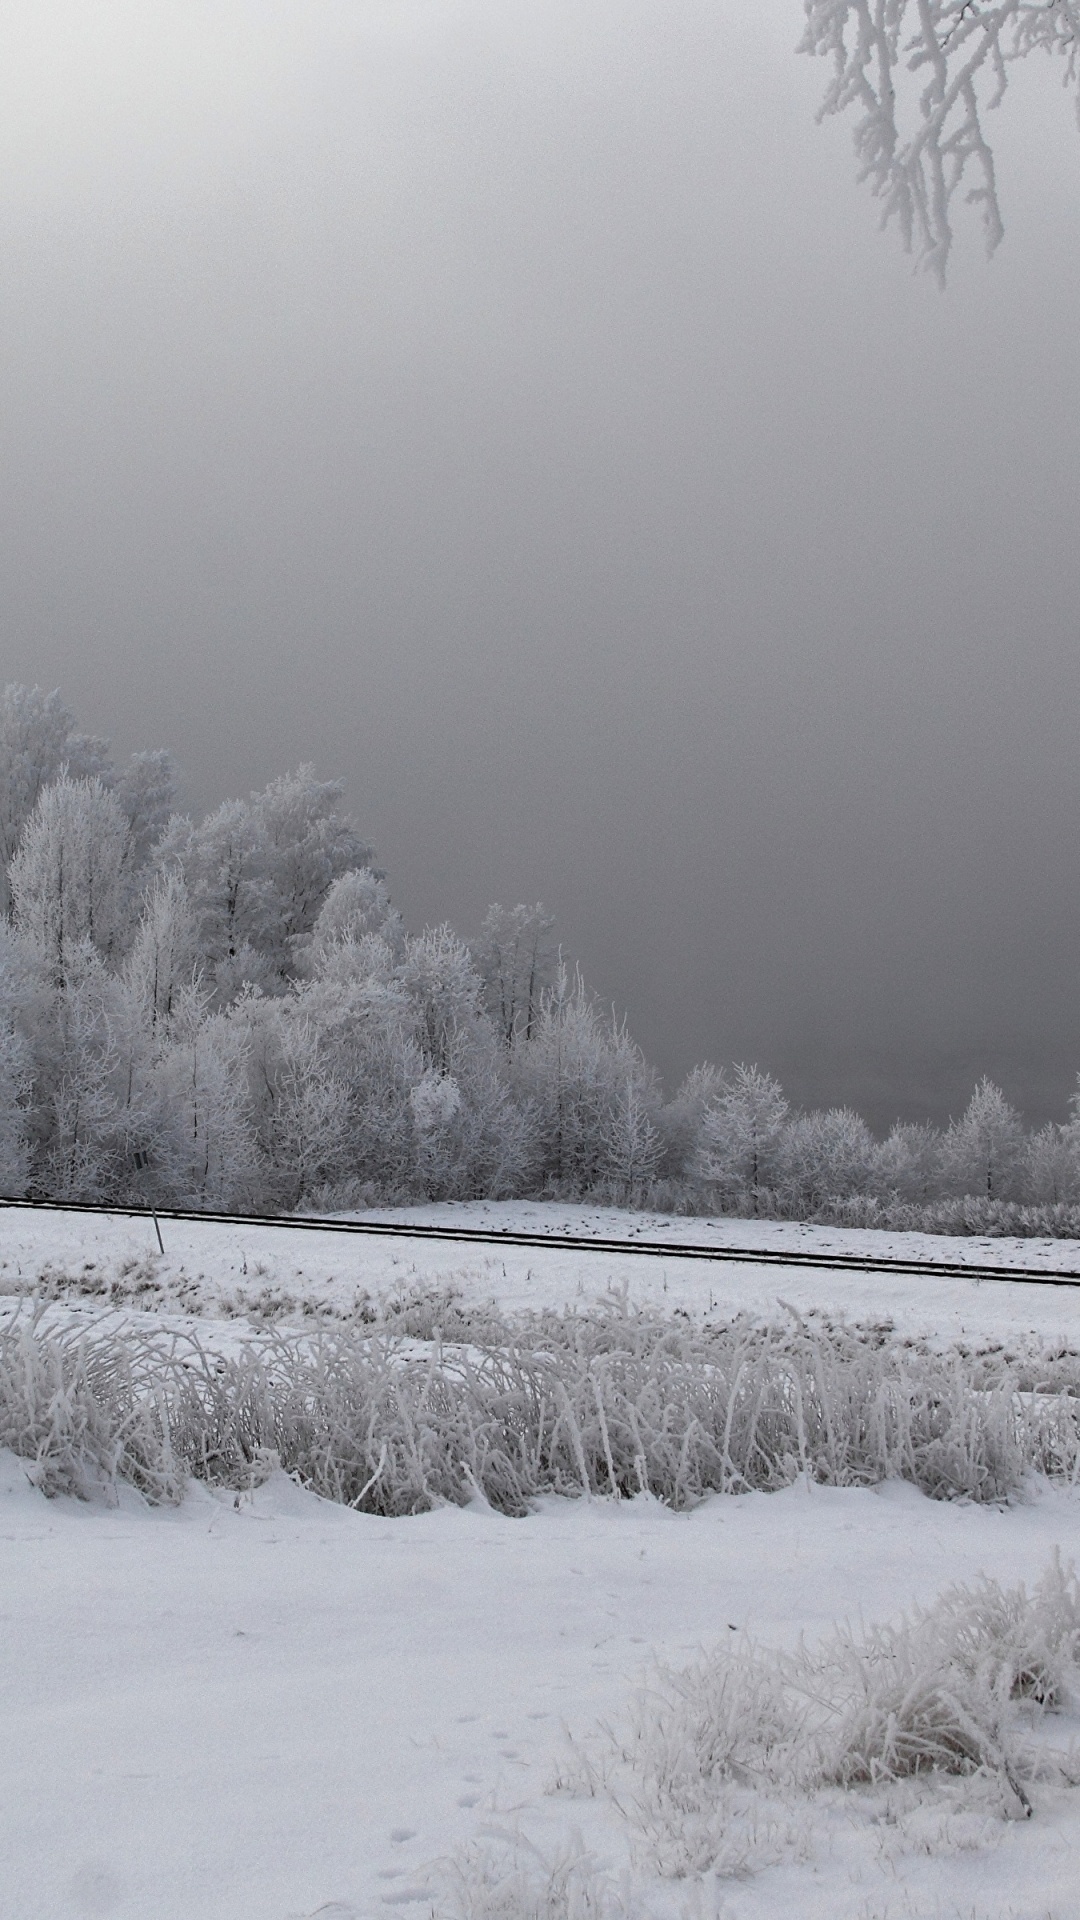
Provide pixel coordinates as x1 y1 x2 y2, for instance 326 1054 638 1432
4 1202 1080 1920
4 1198 1080 1347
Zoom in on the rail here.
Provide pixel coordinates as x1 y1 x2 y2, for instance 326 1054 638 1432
4 1194 1080 1287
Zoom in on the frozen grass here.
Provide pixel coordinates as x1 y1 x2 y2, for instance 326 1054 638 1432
814 1195 1080 1241
437 1837 643 1920
559 1562 1080 1877
3 1296 1080 1512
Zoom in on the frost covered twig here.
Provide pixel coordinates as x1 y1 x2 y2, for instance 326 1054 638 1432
801 1 1080 279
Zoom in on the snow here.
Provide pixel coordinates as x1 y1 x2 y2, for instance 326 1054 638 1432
4 1201 1080 1918
4 1198 1080 1347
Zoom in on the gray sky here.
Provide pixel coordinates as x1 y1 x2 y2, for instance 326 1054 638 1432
1 0 1079 1130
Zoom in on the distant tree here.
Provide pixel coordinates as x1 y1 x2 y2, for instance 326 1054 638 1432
473 903 555 1056
696 1064 789 1214
397 925 487 1078
36 942 122 1201
778 1105 875 1214
156 767 372 995
111 749 176 875
229 990 351 1209
10 777 131 974
0 685 111 914
1024 1120 1080 1205
307 867 404 973
870 1120 943 1202
1045 1079 1080 1206
516 966 656 1196
940 1076 1025 1199
601 1077 664 1199
658 1062 728 1182
256 768 375 958
154 1004 259 1209
0 925 31 1195
802 0 1080 280
396 925 531 1197
122 868 200 1046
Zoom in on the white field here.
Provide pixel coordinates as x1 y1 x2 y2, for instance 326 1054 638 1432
5 1197 1080 1345
3 1202 1080 1920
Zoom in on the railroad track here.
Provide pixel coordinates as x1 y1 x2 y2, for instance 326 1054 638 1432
3 1194 1080 1288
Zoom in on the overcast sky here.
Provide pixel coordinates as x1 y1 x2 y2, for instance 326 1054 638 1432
1 0 1078 1129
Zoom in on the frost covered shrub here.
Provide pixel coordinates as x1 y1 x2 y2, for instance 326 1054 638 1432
813 1193 1080 1240
816 1560 1080 1806
4 1303 1080 1512
575 1562 1080 1875
440 1839 639 1920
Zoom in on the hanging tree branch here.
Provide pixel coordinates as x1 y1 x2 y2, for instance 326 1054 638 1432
800 1 1080 281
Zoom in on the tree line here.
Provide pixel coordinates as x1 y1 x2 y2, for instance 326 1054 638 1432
3 683 1080 1234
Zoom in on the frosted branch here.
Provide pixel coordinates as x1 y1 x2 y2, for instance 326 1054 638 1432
801 1 1080 280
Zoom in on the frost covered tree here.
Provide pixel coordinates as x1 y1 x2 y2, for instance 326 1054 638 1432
696 1064 789 1213
153 1004 259 1209
397 925 487 1079
307 867 403 970
0 685 110 914
0 1022 30 1196
0 686 173 918
34 942 123 1200
396 925 530 1197
122 869 200 1046
515 966 657 1195
156 767 372 996
256 768 375 959
473 903 555 1056
0 925 31 1194
155 797 272 991
229 991 351 1209
778 1105 875 1213
941 1076 1025 1199
802 0 1080 280
10 777 132 974
658 1063 728 1183
870 1120 943 1201
1024 1120 1080 1205
601 1078 664 1199
111 749 176 875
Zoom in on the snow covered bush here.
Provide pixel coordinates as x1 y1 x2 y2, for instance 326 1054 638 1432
570 1561 1080 1876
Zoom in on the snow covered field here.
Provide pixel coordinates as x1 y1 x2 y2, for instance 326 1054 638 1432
5 1198 1080 1345
4 1202 1080 1920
